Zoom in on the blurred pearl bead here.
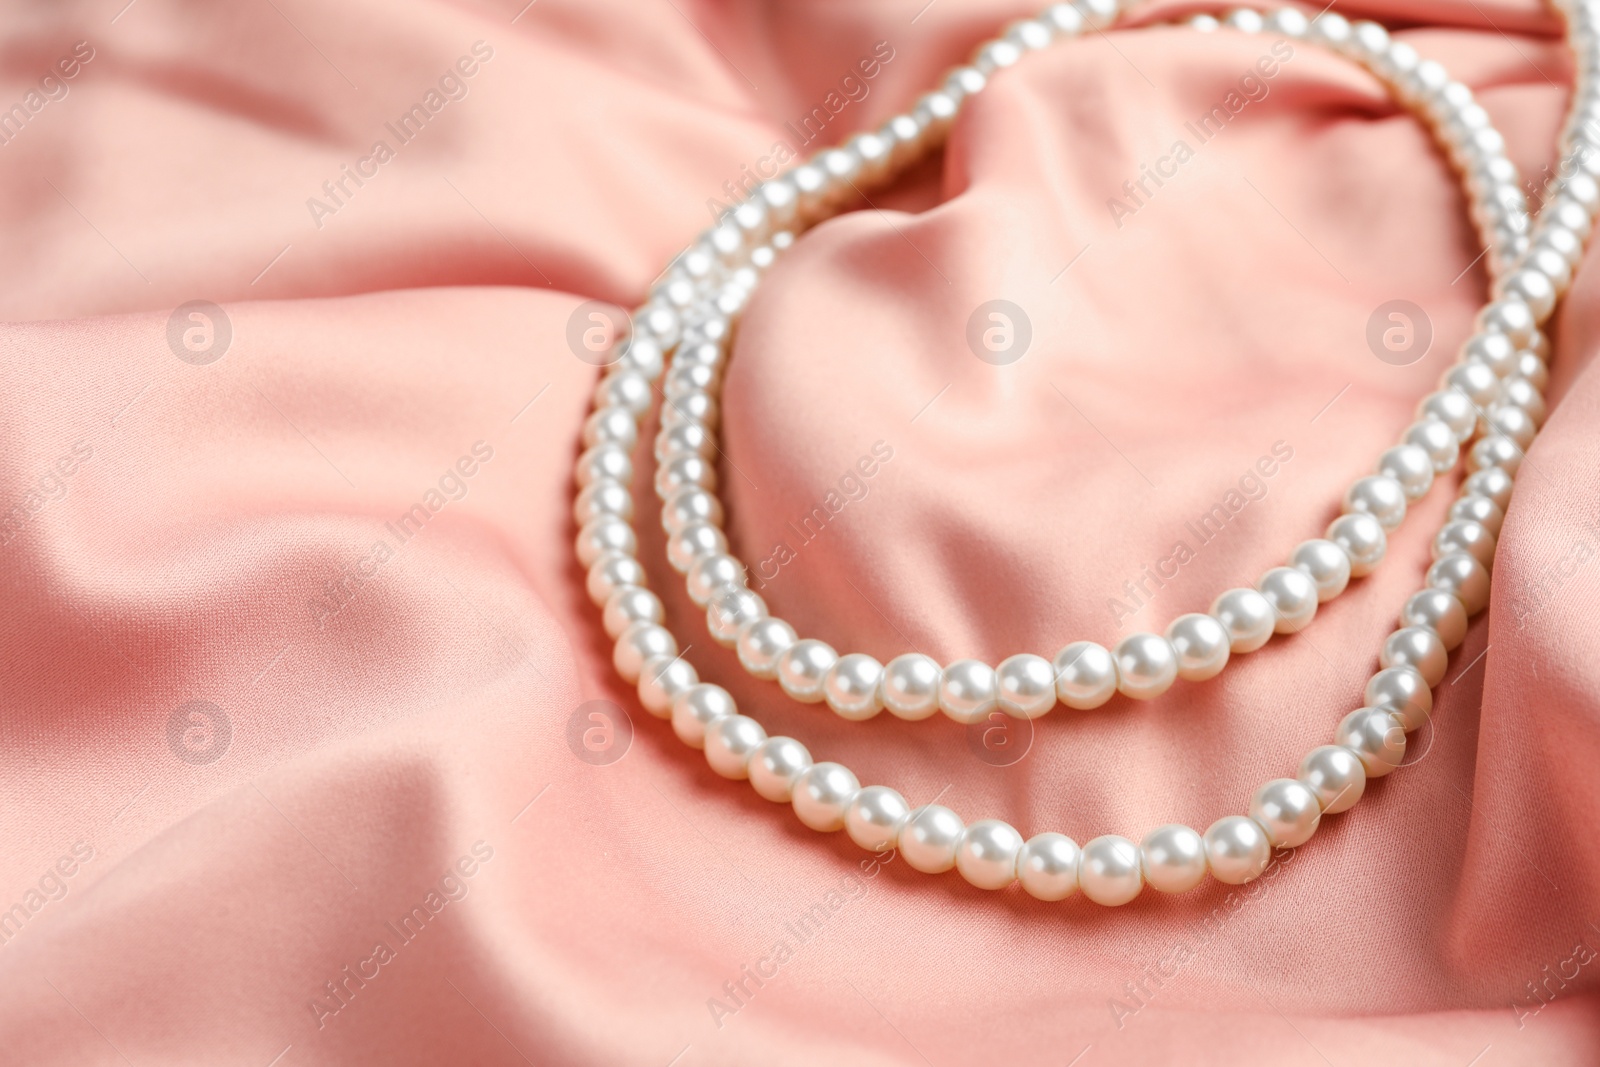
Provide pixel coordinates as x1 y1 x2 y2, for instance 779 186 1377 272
1461 331 1519 376
594 370 650 416
1493 267 1557 320
1463 467 1515 510
791 762 860 831
1017 832 1080 900
637 654 697 717
1477 297 1537 346
1165 613 1231 681
1211 587 1277 652
777 639 839 703
574 478 633 526
1344 475 1408 531
1365 664 1434 729
1427 551 1492 615
940 659 999 723
747 736 812 802
1515 352 1550 391
1258 566 1319 633
1498 377 1547 425
603 585 663 639
671 682 735 748
655 422 713 463
587 552 646 605
1297 745 1367 814
704 715 767 779
1443 361 1501 407
654 453 716 497
1249 778 1322 847
1042 3 1085 36
736 617 796 679
1203 816 1271 884
1079 0 1118 28
1326 513 1387 577
1416 390 1478 442
582 406 638 449
956 819 1024 890
686 553 744 606
575 444 631 489
1291 539 1353 601
1487 403 1537 449
882 653 943 720
1114 633 1177 699
1054 641 1119 708
1377 444 1436 500
707 585 766 645
1139 824 1207 893
1335 707 1407 777
661 487 723 534
1004 18 1053 50
899 805 965 873
1078 835 1144 906
614 622 677 683
1225 8 1266 32
1380 626 1449 686
996 653 1058 718
1402 419 1461 473
1450 494 1505 537
846 786 911 852
1434 519 1497 569
666 522 727 573
825 653 885 721
1267 6 1310 35
661 390 719 431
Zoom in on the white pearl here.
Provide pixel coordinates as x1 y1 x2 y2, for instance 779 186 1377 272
1497 376 1547 425
671 683 735 748
1364 664 1434 730
574 478 633 526
776 639 839 703
747 736 813 802
594 370 651 416
825 653 885 721
1463 331 1521 378
582 406 638 450
586 552 646 606
1477 297 1537 346
1450 493 1506 537
661 487 723 534
845 786 911 852
1078 835 1144 906
1164 613 1230 681
1078 0 1118 29
1224 8 1266 33
1267 6 1310 36
1210 588 1276 653
996 653 1058 718
1297 745 1367 814
1442 361 1500 407
1377 444 1436 500
882 653 943 720
1139 824 1207 894
1110 633 1173 699
1344 474 1408 531
654 453 716 496
1004 18 1053 51
613 622 677 683
1486 403 1538 449
1467 434 1524 476
1249 778 1322 847
956 819 1024 890
1402 419 1461 473
1053 641 1119 708
706 585 766 645
1326 513 1387 577
1433 519 1497 569
973 39 1022 75
940 659 999 724
704 715 767 779
602 585 663 639
1463 467 1514 510
1380 626 1449 687
1257 566 1319 634
666 522 727 573
655 422 713 463
1493 267 1557 320
899 805 965 874
1041 3 1085 36
1017 833 1080 900
1416 390 1479 442
791 762 860 832
1336 707 1407 777
686 553 745 606
636 651 699 718
1427 551 1491 615
735 617 796 679
1290 539 1353 601
1203 816 1271 885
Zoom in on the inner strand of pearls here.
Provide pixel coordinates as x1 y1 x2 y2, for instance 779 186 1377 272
576 2 1596 905
625 6 1560 726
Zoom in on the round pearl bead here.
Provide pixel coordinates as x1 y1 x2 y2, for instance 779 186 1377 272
587 552 647 606
1449 494 1505 537
899 805 966 874
686 553 745 606
574 478 633 526
1364 665 1434 730
882 653 943 720
613 622 678 683
1468 434 1525 476
666 522 727 573
1165 613 1231 681
776 639 839 703
602 585 663 639
1443 361 1500 407
1335 707 1407 777
1433 520 1497 569
1297 745 1367 814
1380 626 1449 687
1053 641 1119 708
704 715 767 779
670 683 736 748
1249 778 1322 847
1203 816 1272 885
736 617 796 678
707 586 766 645
791 762 860 831
1344 474 1408 531
1291 539 1353 602
1326 513 1387 577
575 444 631 489
1461 331 1519 376
1377 444 1436 500
1402 419 1461 473
845 786 911 852
1463 467 1515 511
576 517 638 568
1113 633 1178 699
661 487 723 534
825 653 885 721
654 453 715 496
1427 551 1491 615
996 654 1058 718
1210 588 1276 652
1487 403 1538 449
637 654 698 717
748 736 812 802
956 819 1025 890
940 659 999 724
1078 835 1144 906
1493 267 1557 319
1257 566 1319 633
1416 390 1478 442
1017 832 1080 901
594 370 650 415
1139 824 1208 893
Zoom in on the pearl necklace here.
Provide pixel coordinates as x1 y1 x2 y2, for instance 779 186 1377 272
574 3 1597 905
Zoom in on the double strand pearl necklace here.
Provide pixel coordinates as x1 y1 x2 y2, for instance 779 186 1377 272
574 3 1597 905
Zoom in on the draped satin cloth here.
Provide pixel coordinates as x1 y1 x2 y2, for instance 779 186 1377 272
2 1 1598 1063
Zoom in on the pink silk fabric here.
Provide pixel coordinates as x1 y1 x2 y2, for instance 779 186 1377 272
3 0 1599 1063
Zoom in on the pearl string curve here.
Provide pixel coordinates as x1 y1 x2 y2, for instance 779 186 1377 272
574 2 1597 905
